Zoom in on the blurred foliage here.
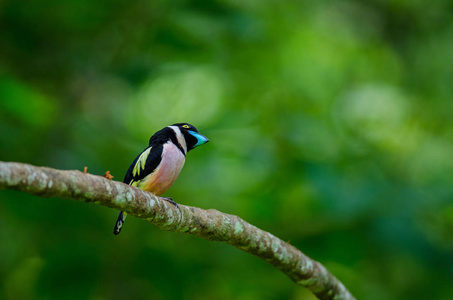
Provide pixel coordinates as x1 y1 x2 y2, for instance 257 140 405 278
1 0 453 299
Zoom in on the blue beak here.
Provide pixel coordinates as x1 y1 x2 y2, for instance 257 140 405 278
188 130 209 147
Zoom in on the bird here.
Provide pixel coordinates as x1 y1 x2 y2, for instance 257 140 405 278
113 123 209 235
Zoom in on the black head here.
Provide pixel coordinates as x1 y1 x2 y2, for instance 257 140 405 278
171 123 209 152
171 123 199 133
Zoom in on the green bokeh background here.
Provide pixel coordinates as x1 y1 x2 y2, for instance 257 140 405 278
1 1 453 299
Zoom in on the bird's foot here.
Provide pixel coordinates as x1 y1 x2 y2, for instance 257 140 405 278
162 197 179 208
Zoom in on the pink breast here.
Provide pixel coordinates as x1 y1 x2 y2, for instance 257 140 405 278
139 142 186 196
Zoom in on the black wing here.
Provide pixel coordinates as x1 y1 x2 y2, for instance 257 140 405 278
123 144 164 185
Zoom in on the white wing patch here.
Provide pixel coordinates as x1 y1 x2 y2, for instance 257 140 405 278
132 147 151 177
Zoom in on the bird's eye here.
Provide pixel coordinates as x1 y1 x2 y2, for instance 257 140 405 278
182 125 190 129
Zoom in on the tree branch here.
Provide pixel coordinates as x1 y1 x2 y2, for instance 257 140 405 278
0 161 354 300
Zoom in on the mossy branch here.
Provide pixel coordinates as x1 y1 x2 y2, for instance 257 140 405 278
0 161 354 300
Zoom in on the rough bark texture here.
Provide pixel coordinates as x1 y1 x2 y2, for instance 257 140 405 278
0 161 355 300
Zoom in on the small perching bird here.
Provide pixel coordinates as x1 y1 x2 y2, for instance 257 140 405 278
113 123 209 235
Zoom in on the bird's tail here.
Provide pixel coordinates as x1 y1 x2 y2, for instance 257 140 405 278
113 211 127 235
